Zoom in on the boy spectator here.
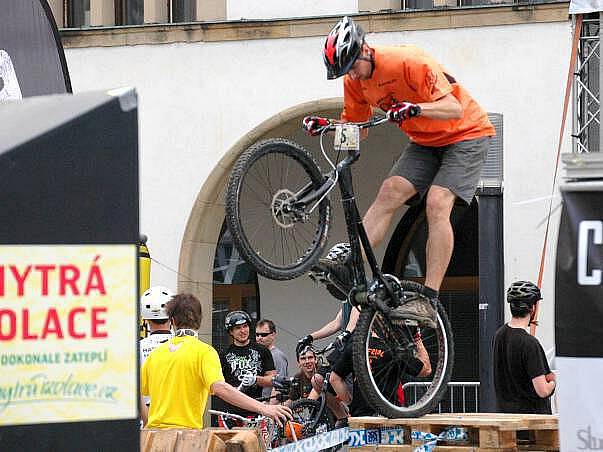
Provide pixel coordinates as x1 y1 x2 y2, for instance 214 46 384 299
139 286 174 406
288 346 317 404
493 281 555 414
219 311 277 423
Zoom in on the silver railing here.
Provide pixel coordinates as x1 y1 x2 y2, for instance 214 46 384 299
402 381 481 413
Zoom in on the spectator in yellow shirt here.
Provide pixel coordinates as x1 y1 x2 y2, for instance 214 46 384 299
141 293 291 429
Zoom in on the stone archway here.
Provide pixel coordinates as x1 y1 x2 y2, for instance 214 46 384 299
177 97 342 340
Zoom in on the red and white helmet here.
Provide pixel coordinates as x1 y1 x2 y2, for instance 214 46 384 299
323 16 365 80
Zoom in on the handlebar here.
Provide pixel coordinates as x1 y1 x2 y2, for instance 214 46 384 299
323 115 388 132
208 409 252 424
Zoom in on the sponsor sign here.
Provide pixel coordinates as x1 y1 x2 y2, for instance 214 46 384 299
0 245 137 425
556 187 603 450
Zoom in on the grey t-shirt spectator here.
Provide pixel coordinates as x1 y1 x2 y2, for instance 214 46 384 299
262 346 288 398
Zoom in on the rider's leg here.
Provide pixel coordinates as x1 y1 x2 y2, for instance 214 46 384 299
363 175 417 249
424 185 456 292
389 185 455 329
326 393 349 420
329 372 352 404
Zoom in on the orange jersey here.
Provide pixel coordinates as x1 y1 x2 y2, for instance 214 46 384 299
341 45 495 147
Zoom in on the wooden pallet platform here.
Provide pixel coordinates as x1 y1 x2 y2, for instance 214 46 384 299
140 427 264 452
348 413 558 451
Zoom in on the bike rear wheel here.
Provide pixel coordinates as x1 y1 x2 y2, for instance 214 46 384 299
226 138 330 280
353 280 454 418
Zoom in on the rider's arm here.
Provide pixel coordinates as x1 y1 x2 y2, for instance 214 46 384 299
417 93 462 120
344 306 360 333
309 309 343 340
416 336 432 377
256 370 277 388
329 372 352 404
212 380 292 421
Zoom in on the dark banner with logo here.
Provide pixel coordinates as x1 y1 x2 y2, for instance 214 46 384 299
556 184 603 451
0 0 71 101
556 188 603 357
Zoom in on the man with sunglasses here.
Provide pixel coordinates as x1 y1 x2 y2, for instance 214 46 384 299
255 319 288 399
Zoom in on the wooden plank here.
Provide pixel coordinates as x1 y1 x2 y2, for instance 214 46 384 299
225 429 263 452
478 428 516 449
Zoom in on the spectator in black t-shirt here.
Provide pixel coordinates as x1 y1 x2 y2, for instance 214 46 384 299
493 281 555 414
287 346 317 404
219 311 276 421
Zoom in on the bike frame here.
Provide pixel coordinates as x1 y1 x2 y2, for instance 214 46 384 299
295 116 397 311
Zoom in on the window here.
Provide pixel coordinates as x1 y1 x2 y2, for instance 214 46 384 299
212 222 259 354
68 0 90 27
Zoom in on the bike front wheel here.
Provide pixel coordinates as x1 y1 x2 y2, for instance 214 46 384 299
290 398 337 451
226 138 331 280
353 280 454 418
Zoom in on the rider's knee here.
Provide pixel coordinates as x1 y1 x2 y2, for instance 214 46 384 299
375 176 412 209
425 187 455 221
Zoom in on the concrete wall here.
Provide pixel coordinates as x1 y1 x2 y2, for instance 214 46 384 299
226 0 358 20
64 17 571 365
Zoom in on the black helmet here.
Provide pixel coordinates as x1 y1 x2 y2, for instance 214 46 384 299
507 281 542 305
323 16 365 80
225 310 251 331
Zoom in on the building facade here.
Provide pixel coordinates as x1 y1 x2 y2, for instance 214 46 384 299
59 3 572 392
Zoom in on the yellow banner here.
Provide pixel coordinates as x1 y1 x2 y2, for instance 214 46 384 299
0 245 137 425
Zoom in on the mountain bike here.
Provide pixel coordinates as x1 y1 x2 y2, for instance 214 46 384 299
210 380 298 449
225 116 454 418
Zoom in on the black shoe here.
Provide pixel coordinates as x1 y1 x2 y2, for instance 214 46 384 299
390 292 438 329
310 258 353 300
309 243 353 300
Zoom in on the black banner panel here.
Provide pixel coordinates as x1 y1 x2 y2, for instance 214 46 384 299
556 184 603 451
0 90 139 452
555 189 603 358
0 0 71 99
0 91 139 244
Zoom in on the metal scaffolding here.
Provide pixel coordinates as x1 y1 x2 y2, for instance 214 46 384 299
573 14 600 153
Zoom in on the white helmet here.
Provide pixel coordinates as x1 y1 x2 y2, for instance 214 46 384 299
140 286 175 320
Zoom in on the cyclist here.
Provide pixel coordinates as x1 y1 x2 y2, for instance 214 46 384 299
139 286 175 407
219 310 277 426
493 281 555 414
140 294 291 429
329 329 432 417
303 16 495 327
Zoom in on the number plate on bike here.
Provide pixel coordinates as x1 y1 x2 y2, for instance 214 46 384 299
334 124 360 151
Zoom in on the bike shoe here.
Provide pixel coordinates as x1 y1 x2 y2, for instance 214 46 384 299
310 258 353 300
390 292 438 330
309 243 353 301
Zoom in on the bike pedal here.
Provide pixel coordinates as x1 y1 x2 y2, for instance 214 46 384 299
309 270 328 284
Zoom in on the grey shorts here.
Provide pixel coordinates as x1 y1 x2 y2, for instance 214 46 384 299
389 137 490 205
